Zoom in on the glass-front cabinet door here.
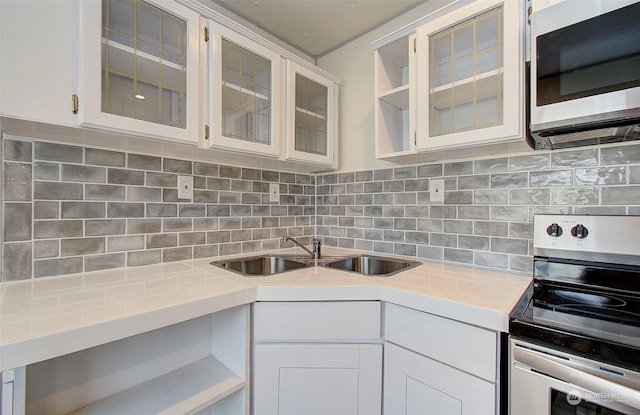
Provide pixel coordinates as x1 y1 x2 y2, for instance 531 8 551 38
209 23 282 157
285 61 337 166
416 0 523 150
78 0 202 143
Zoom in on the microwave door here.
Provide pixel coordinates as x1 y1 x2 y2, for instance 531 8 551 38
530 0 640 132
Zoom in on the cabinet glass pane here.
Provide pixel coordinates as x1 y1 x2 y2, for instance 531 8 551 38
102 0 187 128
294 74 328 155
429 6 503 137
222 39 272 144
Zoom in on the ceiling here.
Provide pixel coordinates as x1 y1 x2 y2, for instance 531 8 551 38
213 0 425 59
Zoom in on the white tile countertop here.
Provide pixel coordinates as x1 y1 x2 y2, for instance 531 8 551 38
0 248 531 371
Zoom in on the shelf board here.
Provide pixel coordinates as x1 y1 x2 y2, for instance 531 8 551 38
70 356 245 415
223 81 269 102
430 68 502 94
104 39 184 71
295 106 326 121
378 84 409 110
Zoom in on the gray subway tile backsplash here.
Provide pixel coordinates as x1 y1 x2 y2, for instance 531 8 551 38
2 138 316 280
3 203 31 241
34 142 83 163
85 148 126 167
4 137 640 281
550 148 598 167
61 164 107 183
4 163 32 201
163 158 192 174
128 154 162 171
85 253 126 273
5 140 32 162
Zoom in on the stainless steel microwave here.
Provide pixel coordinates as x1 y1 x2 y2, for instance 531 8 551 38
529 0 640 150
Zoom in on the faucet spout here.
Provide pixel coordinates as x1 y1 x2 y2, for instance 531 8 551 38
283 236 321 259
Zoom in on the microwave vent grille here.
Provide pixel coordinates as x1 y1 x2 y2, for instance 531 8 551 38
548 127 619 145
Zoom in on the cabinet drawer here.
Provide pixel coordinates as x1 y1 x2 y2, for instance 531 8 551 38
253 301 381 341
384 303 497 382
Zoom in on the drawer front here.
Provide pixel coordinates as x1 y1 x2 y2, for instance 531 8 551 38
253 301 381 341
384 303 497 382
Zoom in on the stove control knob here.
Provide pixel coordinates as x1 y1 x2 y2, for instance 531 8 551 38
571 224 589 239
546 223 563 237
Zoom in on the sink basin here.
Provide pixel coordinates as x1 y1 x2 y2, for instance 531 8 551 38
211 255 308 276
324 255 420 276
211 254 420 277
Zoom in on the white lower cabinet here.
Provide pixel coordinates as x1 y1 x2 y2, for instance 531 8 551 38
2 299 504 415
251 301 382 415
383 303 500 415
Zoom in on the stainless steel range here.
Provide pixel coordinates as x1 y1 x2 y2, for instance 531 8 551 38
509 215 640 415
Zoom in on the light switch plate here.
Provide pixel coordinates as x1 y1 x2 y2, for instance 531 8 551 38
430 179 445 202
269 183 280 202
178 175 193 200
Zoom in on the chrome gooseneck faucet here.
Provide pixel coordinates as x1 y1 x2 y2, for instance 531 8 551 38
283 236 321 259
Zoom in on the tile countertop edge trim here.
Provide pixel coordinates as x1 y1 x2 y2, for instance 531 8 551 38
0 289 251 372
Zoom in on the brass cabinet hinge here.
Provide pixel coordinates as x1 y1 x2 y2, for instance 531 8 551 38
204 124 210 139
71 94 79 114
527 5 532 24
413 38 416 53
414 131 417 146
204 26 209 42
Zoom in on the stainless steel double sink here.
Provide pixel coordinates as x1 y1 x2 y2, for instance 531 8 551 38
211 254 420 277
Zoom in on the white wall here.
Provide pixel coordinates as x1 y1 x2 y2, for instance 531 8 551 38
317 0 455 173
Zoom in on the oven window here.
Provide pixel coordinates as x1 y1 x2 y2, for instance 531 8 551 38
536 2 640 106
551 390 625 415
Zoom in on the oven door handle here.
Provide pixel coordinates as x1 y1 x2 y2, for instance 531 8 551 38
513 347 640 410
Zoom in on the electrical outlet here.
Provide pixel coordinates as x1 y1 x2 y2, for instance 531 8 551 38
269 183 280 202
178 175 193 200
430 179 445 202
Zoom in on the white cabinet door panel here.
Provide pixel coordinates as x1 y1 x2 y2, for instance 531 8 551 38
278 367 358 415
384 343 495 415
253 343 382 415
415 0 524 150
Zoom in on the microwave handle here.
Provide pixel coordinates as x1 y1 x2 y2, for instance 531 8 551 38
513 347 640 410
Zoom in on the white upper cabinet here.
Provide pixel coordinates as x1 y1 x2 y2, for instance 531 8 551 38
0 0 75 126
1 0 340 171
374 35 417 159
77 0 203 144
285 61 338 167
208 22 282 157
416 0 524 150
206 24 339 167
373 0 526 162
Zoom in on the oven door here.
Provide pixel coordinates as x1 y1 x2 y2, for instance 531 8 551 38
530 0 640 132
510 339 640 415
